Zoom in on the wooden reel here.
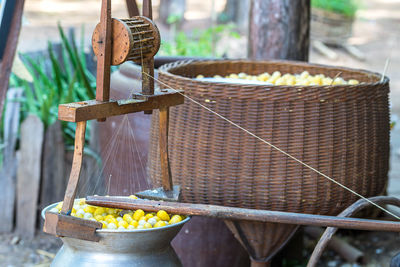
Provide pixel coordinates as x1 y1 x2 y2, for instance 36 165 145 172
43 0 182 242
92 16 161 65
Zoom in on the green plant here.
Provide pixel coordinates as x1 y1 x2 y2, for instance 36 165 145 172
9 24 96 146
311 0 359 17
160 23 240 57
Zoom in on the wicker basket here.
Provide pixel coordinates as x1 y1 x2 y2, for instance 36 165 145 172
149 60 390 217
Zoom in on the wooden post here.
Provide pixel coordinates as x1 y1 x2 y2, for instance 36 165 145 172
248 0 310 61
142 0 155 114
39 121 66 229
96 0 112 103
16 115 44 238
61 121 87 214
126 0 140 17
0 0 25 121
159 107 173 191
0 88 23 232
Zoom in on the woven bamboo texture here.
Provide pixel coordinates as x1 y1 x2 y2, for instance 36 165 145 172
148 60 390 216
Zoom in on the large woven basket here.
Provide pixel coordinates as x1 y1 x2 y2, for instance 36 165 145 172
148 60 390 216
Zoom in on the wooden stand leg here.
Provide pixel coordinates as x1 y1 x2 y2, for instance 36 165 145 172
96 0 112 122
142 0 154 115
126 0 140 17
159 107 173 190
61 121 87 214
142 58 155 114
44 120 101 242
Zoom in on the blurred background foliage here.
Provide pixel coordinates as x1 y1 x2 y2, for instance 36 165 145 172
311 0 360 17
6 25 96 147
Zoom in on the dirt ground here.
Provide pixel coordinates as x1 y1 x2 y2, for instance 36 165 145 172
0 233 60 267
3 0 400 266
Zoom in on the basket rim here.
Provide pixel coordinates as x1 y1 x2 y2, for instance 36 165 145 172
158 59 390 89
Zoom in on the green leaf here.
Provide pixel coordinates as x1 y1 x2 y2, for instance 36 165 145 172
61 72 77 104
48 41 65 97
9 24 96 146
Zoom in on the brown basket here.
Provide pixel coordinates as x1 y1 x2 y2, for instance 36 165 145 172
148 60 390 216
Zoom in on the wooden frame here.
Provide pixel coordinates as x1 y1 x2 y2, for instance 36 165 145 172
0 0 16 60
58 89 183 122
44 0 182 242
125 0 140 17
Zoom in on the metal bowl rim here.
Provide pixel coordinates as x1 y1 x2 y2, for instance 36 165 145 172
42 202 190 233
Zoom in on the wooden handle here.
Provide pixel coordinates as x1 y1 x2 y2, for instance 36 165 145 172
95 0 112 122
159 107 173 190
95 0 112 102
141 0 154 115
142 0 152 19
86 196 400 232
126 0 140 17
61 121 87 214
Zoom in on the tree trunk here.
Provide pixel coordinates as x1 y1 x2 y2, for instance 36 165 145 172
159 0 186 24
248 0 310 61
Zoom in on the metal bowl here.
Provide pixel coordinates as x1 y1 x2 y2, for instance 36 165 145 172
42 202 190 267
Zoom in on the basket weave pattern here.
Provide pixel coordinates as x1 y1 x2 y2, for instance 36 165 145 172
149 60 390 215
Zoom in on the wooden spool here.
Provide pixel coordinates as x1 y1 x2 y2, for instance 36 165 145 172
92 16 160 65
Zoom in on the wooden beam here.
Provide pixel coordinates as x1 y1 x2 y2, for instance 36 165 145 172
248 0 310 61
0 0 25 121
40 121 66 227
86 196 400 232
58 90 183 122
96 0 112 103
126 0 140 17
61 121 86 214
142 0 153 19
159 107 173 190
44 212 101 242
